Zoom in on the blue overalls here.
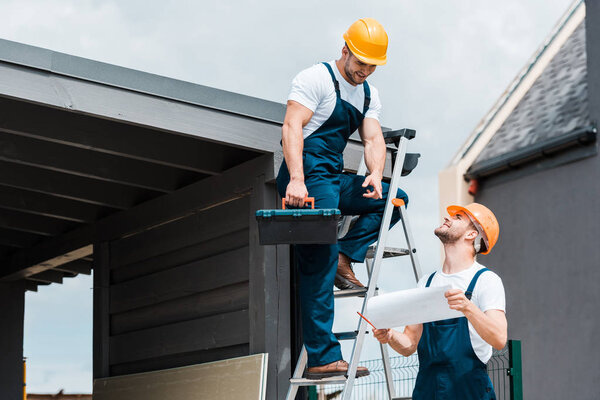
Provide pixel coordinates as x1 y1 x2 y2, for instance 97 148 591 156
413 268 496 400
276 62 408 367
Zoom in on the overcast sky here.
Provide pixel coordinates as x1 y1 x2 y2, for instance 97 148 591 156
1 0 574 394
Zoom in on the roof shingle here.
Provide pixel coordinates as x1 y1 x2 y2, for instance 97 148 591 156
475 20 590 163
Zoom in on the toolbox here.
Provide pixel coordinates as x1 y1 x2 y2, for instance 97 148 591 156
255 197 342 245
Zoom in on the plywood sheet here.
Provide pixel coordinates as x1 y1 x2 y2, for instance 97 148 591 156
94 353 268 400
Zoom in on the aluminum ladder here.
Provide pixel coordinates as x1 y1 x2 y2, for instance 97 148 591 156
285 128 423 400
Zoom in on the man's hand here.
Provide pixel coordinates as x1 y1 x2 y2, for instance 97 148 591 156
373 328 394 344
362 173 383 199
445 289 474 314
285 178 309 208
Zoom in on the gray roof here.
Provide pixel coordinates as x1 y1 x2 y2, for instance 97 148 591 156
0 38 286 124
474 20 590 164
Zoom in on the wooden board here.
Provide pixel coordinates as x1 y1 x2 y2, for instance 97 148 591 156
109 246 249 314
109 309 249 365
110 228 248 283
109 197 249 267
94 353 268 400
110 282 249 335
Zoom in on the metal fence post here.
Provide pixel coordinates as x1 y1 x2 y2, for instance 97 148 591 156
308 385 317 400
508 340 523 400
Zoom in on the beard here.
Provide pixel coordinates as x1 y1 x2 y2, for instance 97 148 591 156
344 59 363 85
434 226 462 244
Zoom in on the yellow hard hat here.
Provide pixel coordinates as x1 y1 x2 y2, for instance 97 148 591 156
447 203 499 255
343 18 388 65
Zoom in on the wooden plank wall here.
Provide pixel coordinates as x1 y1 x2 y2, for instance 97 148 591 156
104 197 252 376
92 155 291 399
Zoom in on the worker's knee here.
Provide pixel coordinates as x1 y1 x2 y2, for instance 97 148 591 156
395 188 409 206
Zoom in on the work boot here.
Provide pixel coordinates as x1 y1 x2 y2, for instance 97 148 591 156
334 253 365 290
305 360 370 379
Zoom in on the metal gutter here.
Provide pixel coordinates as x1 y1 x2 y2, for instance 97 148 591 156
465 125 597 180
0 38 286 124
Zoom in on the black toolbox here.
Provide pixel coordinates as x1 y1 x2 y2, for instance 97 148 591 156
255 197 341 245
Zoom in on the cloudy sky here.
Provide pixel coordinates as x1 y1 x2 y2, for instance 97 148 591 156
1 0 575 394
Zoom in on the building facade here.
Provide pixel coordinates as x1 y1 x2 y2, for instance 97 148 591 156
440 1 600 398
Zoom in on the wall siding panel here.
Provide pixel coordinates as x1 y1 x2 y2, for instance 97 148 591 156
109 197 249 267
110 282 249 335
102 196 251 375
110 228 248 283
109 309 249 365
109 246 249 314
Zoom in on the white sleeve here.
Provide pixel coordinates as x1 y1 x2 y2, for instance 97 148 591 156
287 65 327 113
364 84 382 121
475 272 506 313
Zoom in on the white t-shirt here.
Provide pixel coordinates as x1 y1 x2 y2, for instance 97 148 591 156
287 61 382 139
417 262 506 363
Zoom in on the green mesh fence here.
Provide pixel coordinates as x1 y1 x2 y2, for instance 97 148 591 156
314 342 515 400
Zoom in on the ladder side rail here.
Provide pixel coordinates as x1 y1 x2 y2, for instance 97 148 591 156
365 255 373 277
398 206 423 282
367 256 396 399
285 346 308 400
341 137 410 400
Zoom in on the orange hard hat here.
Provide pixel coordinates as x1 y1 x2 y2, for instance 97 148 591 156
343 18 388 65
447 203 499 255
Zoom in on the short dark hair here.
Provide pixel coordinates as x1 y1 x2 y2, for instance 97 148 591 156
344 43 356 58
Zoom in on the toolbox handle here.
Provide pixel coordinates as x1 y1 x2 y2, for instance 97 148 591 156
282 197 315 210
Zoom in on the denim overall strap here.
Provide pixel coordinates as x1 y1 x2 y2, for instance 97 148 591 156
465 267 490 300
425 271 436 287
362 80 371 113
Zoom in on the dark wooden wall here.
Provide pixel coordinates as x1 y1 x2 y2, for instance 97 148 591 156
106 197 251 375
93 155 291 399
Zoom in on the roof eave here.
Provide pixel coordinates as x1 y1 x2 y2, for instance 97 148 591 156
465 125 597 180
0 38 286 124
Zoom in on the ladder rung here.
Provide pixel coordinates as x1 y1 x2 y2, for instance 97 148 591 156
333 287 368 298
334 330 369 340
290 376 347 386
366 245 410 259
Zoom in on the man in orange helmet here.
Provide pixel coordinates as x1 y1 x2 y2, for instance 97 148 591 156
277 18 408 378
373 203 507 399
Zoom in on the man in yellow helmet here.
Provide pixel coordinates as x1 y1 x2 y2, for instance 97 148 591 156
276 18 408 378
373 203 507 399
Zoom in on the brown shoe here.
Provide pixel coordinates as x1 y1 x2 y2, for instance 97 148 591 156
334 253 365 290
305 360 370 379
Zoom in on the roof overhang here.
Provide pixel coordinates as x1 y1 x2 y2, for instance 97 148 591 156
0 40 288 289
465 126 597 180
438 0 586 213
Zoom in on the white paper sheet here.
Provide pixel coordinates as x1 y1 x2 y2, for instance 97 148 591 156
365 286 463 328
